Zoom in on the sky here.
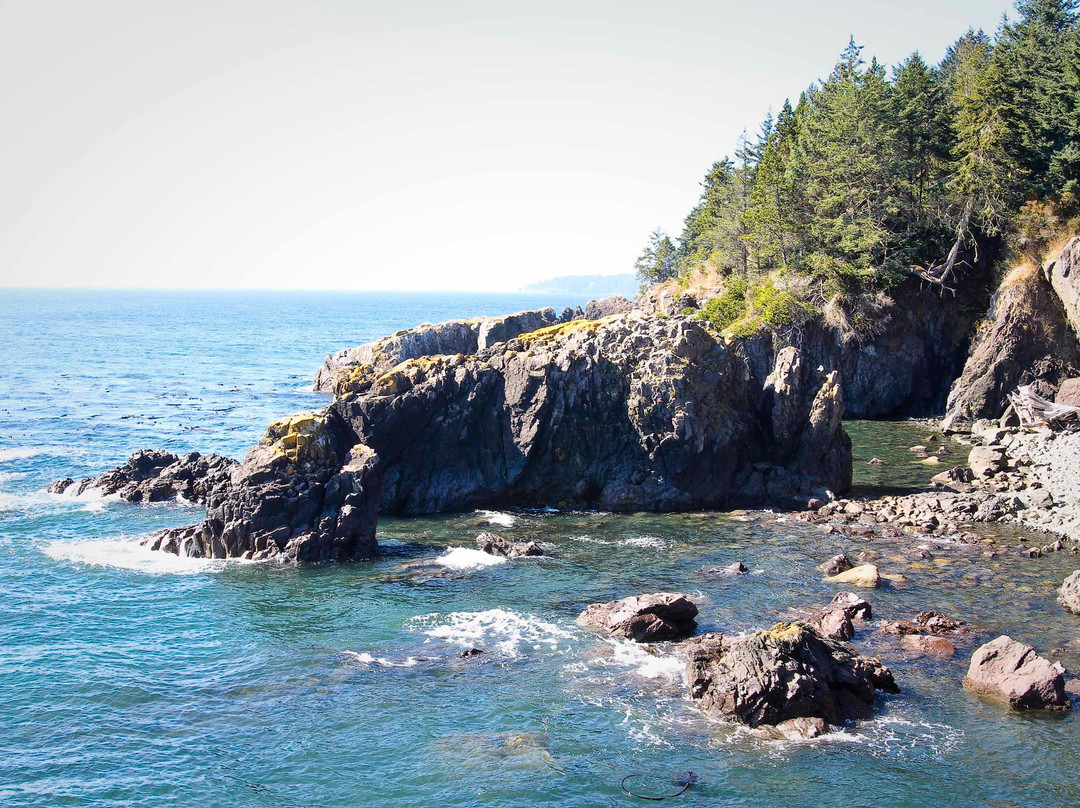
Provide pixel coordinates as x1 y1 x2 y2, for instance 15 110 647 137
0 0 1014 291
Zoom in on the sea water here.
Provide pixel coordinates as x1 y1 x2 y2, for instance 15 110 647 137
1 290 1078 807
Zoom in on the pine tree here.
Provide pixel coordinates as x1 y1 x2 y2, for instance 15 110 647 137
795 39 896 292
888 52 953 262
995 0 1079 195
944 31 1020 276
635 228 679 286
743 101 799 270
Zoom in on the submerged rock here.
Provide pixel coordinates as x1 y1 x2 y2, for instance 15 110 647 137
474 532 543 559
880 611 970 637
963 635 1070 711
901 635 956 657
576 592 698 642
51 450 236 504
750 716 829 740
1059 570 1080 614
685 622 898 728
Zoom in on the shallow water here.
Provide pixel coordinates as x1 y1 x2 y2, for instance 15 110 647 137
1 291 1078 807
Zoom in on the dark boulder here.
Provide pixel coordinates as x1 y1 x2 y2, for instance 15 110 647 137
810 608 855 640
576 593 698 642
685 622 898 727
817 553 854 575
829 591 872 621
475 532 543 559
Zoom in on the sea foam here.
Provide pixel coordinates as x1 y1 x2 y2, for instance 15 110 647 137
407 608 575 657
476 509 517 528
434 547 507 570
42 537 226 575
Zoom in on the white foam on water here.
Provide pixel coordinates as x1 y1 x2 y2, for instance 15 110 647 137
42 537 227 575
81 500 106 513
434 547 508 570
620 535 666 549
344 651 420 668
0 446 66 462
476 510 517 528
407 608 575 657
0 471 27 483
571 534 666 549
378 537 406 547
591 638 686 681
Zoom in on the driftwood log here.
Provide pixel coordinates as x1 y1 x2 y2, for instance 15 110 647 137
1008 385 1080 431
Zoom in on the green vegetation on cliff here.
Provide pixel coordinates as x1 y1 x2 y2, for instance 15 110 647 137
636 0 1080 319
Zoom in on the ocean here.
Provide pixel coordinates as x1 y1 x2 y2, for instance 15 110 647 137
1 290 1078 807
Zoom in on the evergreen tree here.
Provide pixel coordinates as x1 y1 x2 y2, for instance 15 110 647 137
743 100 800 270
887 52 953 262
995 0 1080 195
634 228 679 286
795 39 896 292
677 154 753 275
945 30 1020 274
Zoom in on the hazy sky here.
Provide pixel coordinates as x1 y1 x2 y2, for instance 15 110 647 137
0 0 1013 291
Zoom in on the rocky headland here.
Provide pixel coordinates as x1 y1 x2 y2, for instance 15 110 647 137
115 298 860 562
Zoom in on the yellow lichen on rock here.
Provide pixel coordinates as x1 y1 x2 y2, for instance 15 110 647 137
757 622 807 643
517 314 623 345
264 411 328 463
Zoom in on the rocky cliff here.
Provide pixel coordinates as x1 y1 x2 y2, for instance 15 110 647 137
942 237 1080 432
145 310 851 561
641 267 996 419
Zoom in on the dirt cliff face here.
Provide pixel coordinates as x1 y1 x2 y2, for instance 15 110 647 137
147 310 852 562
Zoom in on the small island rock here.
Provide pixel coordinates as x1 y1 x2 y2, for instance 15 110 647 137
685 622 897 727
576 593 698 643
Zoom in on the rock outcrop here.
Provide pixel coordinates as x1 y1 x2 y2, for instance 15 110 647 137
475 532 543 559
1059 570 1080 614
583 295 634 319
943 242 1080 432
329 314 847 518
643 266 997 418
144 410 379 562
685 622 898 728
313 306 584 393
576 592 698 642
110 308 852 562
963 635 1070 711
49 450 236 504
1043 236 1080 337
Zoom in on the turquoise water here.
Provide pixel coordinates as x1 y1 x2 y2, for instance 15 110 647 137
1 291 1078 807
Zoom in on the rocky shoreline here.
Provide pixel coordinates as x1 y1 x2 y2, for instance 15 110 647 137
48 244 1080 736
